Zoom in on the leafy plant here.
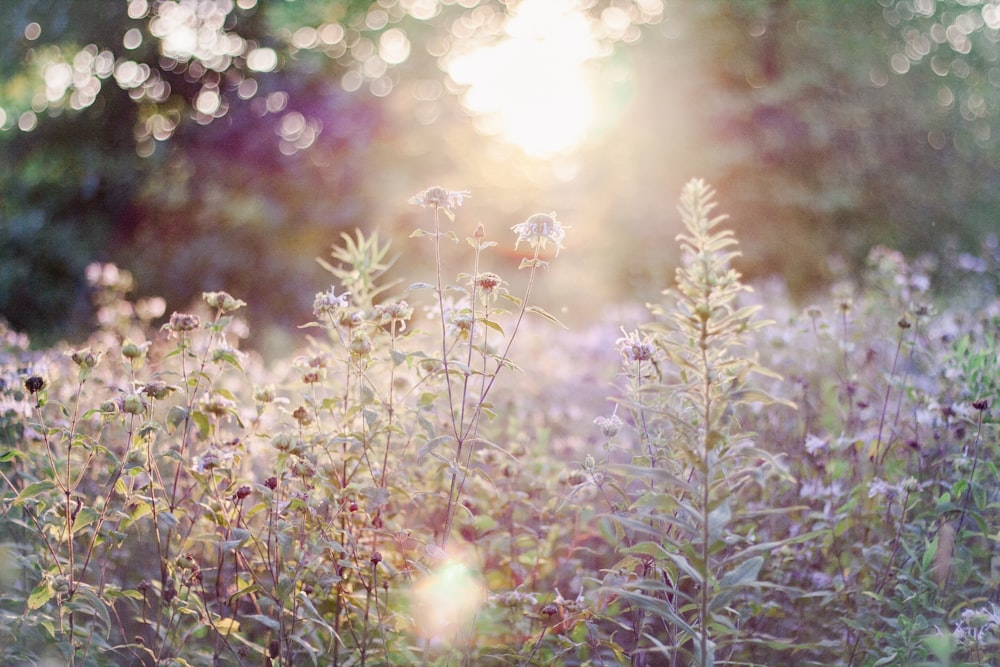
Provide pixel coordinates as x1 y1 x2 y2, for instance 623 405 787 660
589 179 797 666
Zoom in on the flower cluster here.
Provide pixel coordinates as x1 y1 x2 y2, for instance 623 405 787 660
949 604 1000 652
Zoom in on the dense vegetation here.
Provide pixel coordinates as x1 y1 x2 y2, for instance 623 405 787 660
1 181 997 665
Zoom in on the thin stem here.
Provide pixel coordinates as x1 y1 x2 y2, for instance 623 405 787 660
874 320 907 468
956 407 986 536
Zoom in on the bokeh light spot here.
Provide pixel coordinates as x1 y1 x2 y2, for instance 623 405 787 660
18 111 38 132
247 47 277 72
195 88 221 115
124 28 143 50
379 28 411 65
409 555 485 642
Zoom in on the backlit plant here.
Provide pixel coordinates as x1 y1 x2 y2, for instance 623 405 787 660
0 181 996 667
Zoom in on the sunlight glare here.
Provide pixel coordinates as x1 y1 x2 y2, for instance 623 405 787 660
446 0 602 157
409 553 485 641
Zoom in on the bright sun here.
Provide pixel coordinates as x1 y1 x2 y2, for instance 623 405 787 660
445 0 603 158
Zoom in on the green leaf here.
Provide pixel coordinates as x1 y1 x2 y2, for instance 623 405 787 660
481 319 505 336
718 555 763 588
468 437 516 460
525 305 567 329
418 435 457 460
192 410 210 438
73 584 111 630
13 480 57 506
27 581 53 610
166 405 189 431
707 497 732 544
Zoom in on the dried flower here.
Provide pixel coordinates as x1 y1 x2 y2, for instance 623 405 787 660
313 286 350 318
511 212 568 256
203 291 246 313
474 272 503 293
594 413 623 438
23 374 46 395
292 405 313 426
616 328 657 363
292 458 316 478
193 449 222 473
253 385 276 403
70 347 100 369
409 186 469 211
375 300 414 327
164 312 200 334
141 380 173 400
199 393 235 419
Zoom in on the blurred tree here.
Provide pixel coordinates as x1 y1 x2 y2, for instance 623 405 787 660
4 0 999 344
705 0 1000 291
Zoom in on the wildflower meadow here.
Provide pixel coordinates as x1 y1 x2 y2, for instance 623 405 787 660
1 179 998 666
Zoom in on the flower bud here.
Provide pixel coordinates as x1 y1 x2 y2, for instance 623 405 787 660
122 393 146 415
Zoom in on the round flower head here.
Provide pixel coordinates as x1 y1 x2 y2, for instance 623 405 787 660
409 187 470 211
511 212 567 256
616 328 657 363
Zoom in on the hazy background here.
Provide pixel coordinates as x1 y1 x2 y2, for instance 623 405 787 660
3 0 999 344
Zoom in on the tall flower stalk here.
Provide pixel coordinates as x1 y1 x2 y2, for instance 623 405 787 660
602 179 794 666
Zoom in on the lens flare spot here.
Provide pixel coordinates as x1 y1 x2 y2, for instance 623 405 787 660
409 555 485 642
445 0 602 157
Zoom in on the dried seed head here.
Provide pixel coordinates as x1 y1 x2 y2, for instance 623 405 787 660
23 374 46 395
70 347 100 369
168 312 200 332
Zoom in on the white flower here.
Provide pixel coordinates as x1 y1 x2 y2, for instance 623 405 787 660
594 413 624 438
804 433 827 456
313 286 350 317
409 186 469 210
511 212 568 256
868 477 893 499
616 328 656 363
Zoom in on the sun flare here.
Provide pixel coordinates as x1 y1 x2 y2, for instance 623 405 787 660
445 0 603 158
